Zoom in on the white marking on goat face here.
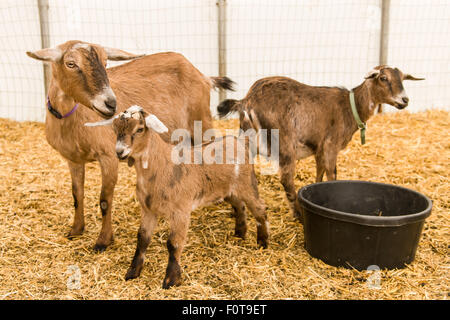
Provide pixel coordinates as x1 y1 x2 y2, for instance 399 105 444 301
91 86 116 114
392 89 409 106
234 164 240 177
115 140 131 159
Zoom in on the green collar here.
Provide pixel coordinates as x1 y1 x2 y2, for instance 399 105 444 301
349 90 366 145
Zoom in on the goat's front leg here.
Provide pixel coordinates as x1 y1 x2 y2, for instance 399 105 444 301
314 154 326 182
163 212 190 289
67 161 85 238
94 156 118 252
125 212 157 280
279 157 303 221
327 166 337 181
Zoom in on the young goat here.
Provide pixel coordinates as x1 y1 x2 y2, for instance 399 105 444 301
27 40 234 251
86 105 269 288
217 66 424 220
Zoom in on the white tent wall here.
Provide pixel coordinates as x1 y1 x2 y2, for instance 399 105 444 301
0 0 448 122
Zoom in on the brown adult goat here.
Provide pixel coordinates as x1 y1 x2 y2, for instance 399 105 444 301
217 65 424 220
27 40 234 251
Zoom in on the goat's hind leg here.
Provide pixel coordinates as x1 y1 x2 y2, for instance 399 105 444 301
243 198 269 248
225 195 247 239
315 147 337 182
67 161 85 238
163 212 190 289
240 175 269 248
279 158 303 221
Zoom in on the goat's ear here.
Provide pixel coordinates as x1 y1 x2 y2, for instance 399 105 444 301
403 74 425 81
364 69 380 79
103 47 145 61
26 48 62 62
145 114 169 134
84 116 117 127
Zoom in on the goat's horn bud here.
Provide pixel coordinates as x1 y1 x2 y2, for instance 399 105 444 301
127 105 144 114
364 69 380 79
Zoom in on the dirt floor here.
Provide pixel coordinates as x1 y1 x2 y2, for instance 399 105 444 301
0 110 448 300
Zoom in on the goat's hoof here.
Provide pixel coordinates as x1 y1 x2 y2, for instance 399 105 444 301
67 228 84 240
234 228 247 240
162 275 182 289
257 238 268 249
125 268 140 281
162 264 182 289
293 210 304 224
93 243 108 252
93 234 114 252
67 233 80 240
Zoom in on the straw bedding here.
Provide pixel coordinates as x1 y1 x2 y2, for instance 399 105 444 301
0 110 448 300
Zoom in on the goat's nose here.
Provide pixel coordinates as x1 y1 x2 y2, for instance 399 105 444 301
115 146 124 155
116 149 126 159
402 96 409 104
105 97 117 113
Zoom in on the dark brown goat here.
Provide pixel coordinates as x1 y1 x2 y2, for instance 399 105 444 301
27 40 234 250
217 66 424 220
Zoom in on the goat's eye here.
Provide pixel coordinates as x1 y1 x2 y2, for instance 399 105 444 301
136 128 144 133
66 61 76 68
380 75 388 81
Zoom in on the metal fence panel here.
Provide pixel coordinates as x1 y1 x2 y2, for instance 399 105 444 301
0 0 45 122
226 0 381 105
0 0 448 122
388 0 450 112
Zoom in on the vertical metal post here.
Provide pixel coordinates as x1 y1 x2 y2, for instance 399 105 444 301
37 0 51 95
217 0 227 102
378 0 390 113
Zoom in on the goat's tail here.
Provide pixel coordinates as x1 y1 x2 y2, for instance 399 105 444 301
217 99 243 118
209 76 236 92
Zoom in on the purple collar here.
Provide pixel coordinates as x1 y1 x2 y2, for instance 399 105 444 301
47 96 79 119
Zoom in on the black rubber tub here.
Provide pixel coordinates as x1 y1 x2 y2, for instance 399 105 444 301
298 180 432 270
